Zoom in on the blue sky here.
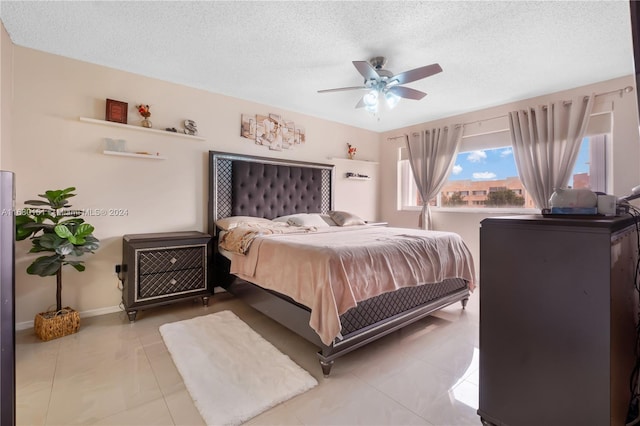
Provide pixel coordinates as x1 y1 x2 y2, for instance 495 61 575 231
449 139 589 181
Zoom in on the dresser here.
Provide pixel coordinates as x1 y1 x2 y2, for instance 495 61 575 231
478 215 638 426
122 231 211 321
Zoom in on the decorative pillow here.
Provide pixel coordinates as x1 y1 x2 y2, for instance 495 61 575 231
320 214 337 226
273 213 329 227
215 216 272 231
328 210 366 226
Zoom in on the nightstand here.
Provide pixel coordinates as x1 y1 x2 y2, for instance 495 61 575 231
122 231 211 321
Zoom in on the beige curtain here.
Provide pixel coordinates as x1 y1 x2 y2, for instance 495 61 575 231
406 125 463 229
508 95 594 209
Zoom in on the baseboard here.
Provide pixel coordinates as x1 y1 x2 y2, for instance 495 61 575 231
16 289 227 331
15 305 122 331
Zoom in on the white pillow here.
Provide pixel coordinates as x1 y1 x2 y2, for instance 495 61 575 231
273 213 330 227
215 216 272 231
287 214 330 227
272 214 297 223
328 210 366 226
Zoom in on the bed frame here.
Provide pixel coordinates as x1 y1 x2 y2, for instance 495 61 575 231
208 151 470 376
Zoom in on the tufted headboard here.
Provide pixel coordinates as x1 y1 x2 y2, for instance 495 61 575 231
208 151 335 236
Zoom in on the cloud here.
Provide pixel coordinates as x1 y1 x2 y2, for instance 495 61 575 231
467 150 487 162
500 148 513 157
452 164 463 175
473 172 497 179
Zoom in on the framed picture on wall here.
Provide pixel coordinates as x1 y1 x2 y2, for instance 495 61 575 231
105 99 128 124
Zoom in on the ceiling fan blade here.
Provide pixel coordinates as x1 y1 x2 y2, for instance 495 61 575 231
352 61 380 80
388 86 427 100
317 86 367 93
391 63 442 85
355 96 366 108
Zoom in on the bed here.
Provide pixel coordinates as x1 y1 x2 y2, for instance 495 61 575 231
208 151 475 376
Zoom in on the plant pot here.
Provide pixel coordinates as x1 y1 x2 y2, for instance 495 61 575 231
34 307 80 341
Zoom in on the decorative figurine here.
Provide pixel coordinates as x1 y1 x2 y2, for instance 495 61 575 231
136 104 152 128
347 143 357 159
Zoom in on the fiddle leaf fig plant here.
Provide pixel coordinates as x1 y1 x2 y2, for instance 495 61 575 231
15 187 100 312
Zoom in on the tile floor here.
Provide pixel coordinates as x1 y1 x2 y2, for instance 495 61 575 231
16 290 480 425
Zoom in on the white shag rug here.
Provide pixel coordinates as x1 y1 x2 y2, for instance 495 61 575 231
159 310 318 426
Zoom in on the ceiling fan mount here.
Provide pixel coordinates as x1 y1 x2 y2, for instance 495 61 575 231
318 56 442 111
368 56 392 78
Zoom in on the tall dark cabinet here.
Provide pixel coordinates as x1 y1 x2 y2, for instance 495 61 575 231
0 171 15 426
478 215 638 426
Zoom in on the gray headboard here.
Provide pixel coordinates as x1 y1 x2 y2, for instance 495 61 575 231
208 151 335 235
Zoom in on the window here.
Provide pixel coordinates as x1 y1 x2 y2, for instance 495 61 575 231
398 135 607 210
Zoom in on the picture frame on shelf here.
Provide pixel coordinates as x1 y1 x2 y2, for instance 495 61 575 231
105 99 128 124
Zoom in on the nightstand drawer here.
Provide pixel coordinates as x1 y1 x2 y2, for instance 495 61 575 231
138 246 204 274
137 268 205 301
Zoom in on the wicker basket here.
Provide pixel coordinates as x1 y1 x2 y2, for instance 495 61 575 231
34 307 80 341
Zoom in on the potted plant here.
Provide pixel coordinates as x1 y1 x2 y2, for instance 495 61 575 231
15 187 100 341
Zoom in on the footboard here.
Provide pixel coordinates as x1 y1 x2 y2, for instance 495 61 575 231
218 256 469 376
319 279 469 375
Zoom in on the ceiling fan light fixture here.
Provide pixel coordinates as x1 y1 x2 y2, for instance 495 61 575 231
363 89 378 107
385 91 401 109
318 56 441 115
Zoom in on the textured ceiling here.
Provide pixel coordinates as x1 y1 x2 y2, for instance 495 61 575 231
0 1 634 132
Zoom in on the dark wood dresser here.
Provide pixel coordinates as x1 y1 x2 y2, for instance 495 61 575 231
478 215 639 426
122 231 211 321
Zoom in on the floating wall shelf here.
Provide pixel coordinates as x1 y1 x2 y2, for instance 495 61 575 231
80 117 206 141
328 157 379 165
345 176 371 181
103 150 167 160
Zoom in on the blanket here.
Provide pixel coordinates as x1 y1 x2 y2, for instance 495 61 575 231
219 222 317 254
228 225 476 346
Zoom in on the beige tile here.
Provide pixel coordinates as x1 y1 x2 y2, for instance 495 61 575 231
423 343 477 379
288 373 429 425
44 346 162 425
16 385 50 426
16 349 57 393
144 342 186 397
163 388 206 426
16 289 484 426
90 397 174 426
421 380 480 426
371 358 460 421
337 328 424 381
244 400 304 425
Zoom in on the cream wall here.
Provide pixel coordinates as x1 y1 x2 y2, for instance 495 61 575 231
7 42 640 324
8 46 380 324
379 75 640 278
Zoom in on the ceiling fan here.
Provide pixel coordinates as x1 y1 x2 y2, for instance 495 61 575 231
318 56 442 111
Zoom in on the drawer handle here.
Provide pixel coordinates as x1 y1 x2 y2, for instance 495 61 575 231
170 278 177 285
170 258 177 264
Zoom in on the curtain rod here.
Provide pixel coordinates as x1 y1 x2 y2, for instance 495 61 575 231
462 85 633 127
386 85 634 141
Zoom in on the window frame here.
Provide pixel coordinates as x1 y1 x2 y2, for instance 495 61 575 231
398 133 608 214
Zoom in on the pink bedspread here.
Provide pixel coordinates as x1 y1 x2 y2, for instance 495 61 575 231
229 225 476 345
